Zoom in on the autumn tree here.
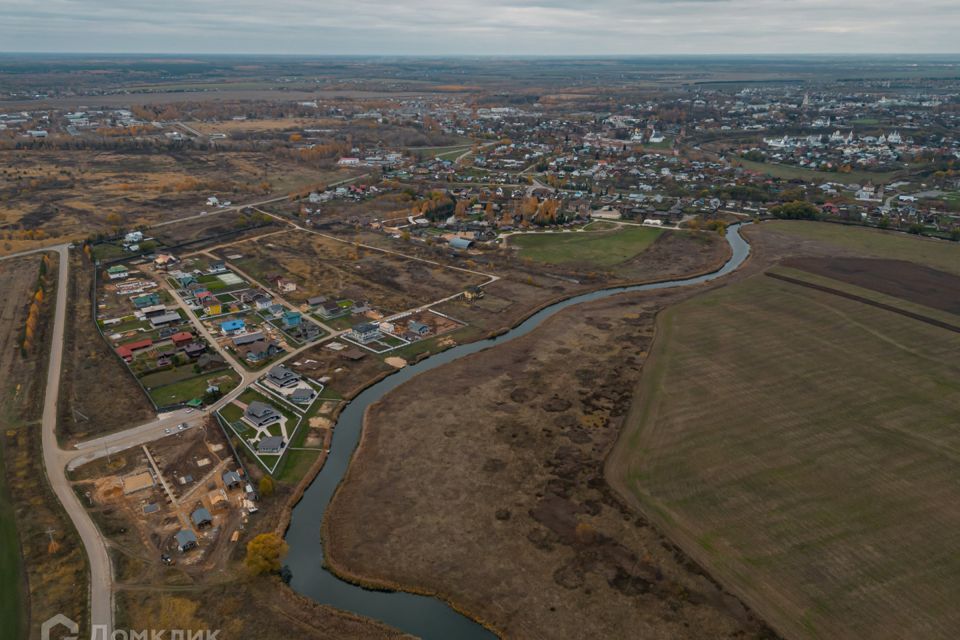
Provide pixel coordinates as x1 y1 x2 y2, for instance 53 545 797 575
245 532 288 575
258 475 275 497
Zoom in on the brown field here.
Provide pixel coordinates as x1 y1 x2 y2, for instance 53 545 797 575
608 271 960 639
57 253 156 442
0 253 89 638
320 221 958 640
218 230 489 313
0 150 350 250
323 282 776 639
782 256 960 315
152 211 282 248
604 224 960 638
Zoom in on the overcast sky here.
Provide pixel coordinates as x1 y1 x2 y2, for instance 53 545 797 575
2 0 958 55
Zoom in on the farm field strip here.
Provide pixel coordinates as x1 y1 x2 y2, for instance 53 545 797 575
609 273 960 640
766 267 960 333
757 221 960 276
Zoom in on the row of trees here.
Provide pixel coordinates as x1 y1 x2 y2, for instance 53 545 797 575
21 255 51 356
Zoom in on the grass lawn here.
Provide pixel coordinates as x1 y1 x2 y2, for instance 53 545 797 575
219 402 243 423
734 157 901 185
608 273 960 640
0 452 24 640
759 220 960 275
511 226 663 267
139 364 214 389
275 449 321 483
92 243 130 262
147 369 239 406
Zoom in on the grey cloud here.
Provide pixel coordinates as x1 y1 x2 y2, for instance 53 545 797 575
0 0 957 53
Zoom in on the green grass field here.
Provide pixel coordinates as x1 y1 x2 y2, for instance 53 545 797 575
511 226 663 267
608 273 960 639
275 449 321 483
147 370 238 406
734 157 900 185
759 221 960 275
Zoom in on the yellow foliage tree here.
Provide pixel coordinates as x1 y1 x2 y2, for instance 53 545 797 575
258 475 275 497
245 533 288 575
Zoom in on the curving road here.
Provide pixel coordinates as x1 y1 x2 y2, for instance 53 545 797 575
38 245 115 635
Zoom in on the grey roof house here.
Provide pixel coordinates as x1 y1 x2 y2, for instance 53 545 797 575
244 401 281 428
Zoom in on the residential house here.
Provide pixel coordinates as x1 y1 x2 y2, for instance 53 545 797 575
408 320 430 337
149 312 182 328
291 387 316 405
266 365 300 389
202 299 223 316
116 338 153 362
175 273 197 288
244 340 281 363
191 507 213 529
350 322 382 344
131 292 160 309
464 285 485 302
273 277 297 293
282 310 302 329
170 331 193 347
182 342 206 359
316 300 346 319
257 435 285 454
290 321 321 342
222 470 242 489
232 332 264 347
220 319 246 336
197 353 226 370
244 401 281 428
153 254 177 271
106 265 129 280
175 529 197 552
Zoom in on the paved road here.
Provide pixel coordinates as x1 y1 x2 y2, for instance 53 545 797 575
0 242 72 261
39 246 115 634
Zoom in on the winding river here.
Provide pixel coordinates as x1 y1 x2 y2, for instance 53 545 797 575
284 223 752 639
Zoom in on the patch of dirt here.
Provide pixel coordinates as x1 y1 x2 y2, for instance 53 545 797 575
783 256 960 315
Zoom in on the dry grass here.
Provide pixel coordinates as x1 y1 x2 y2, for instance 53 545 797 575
324 285 776 639
759 220 960 276
608 273 960 639
58 253 156 441
0 150 350 250
0 254 89 638
220 230 488 313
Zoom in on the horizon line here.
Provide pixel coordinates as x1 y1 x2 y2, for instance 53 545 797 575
2 51 960 58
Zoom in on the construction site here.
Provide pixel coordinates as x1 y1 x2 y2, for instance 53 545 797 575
70 418 257 579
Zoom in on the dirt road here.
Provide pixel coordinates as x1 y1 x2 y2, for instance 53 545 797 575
37 245 115 634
